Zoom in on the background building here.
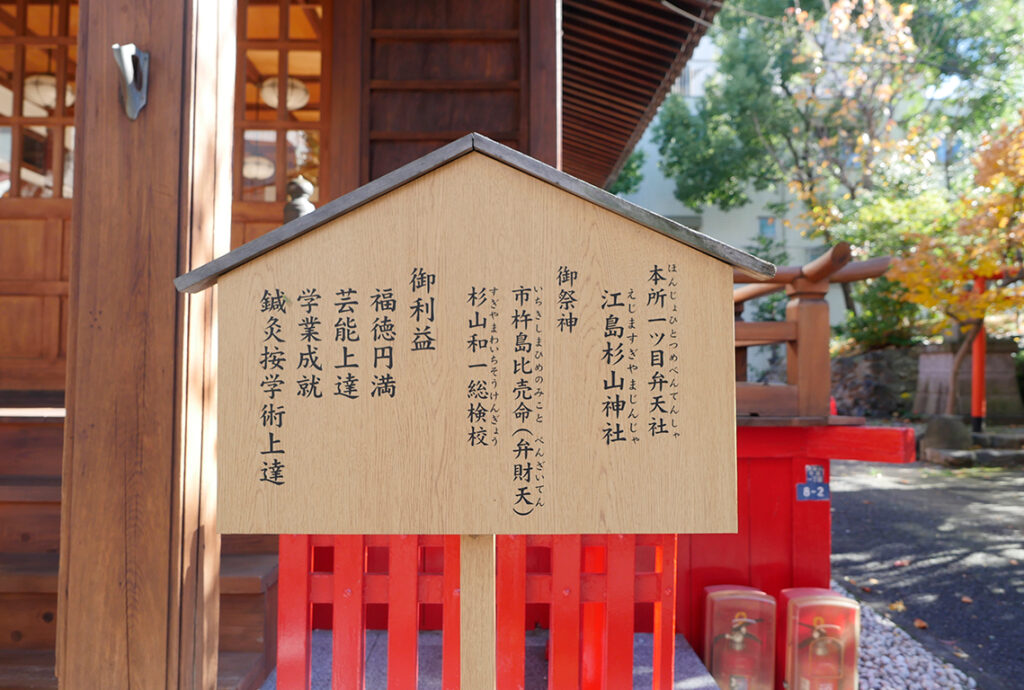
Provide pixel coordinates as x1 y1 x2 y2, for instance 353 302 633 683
620 39 849 337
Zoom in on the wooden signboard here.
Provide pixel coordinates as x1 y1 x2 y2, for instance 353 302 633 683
177 134 773 685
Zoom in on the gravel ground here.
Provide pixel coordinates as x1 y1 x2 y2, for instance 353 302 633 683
831 580 977 689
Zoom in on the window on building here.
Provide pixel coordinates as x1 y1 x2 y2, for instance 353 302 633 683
758 216 777 239
237 0 326 204
0 0 78 199
671 64 691 97
805 246 828 263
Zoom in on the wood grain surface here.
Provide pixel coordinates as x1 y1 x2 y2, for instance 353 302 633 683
218 152 737 535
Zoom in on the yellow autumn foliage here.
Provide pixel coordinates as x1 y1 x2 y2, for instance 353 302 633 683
889 113 1024 326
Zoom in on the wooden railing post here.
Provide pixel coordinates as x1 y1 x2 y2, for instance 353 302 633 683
785 278 831 417
734 301 748 382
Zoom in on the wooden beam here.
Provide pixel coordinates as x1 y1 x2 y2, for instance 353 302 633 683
0 198 73 219
562 119 630 149
736 383 799 417
0 7 16 31
562 58 657 98
563 46 662 86
57 0 233 687
565 105 634 134
584 0 689 34
734 321 798 346
238 38 320 50
301 6 322 40
370 28 519 41
602 0 721 188
561 107 630 137
0 280 69 295
733 243 854 285
368 79 521 91
562 71 653 113
574 0 686 43
369 130 519 141
560 133 621 160
561 118 630 149
734 281 783 303
564 4 681 56
562 21 674 64
830 256 892 283
561 137 621 163
559 153 610 176
562 32 666 74
561 89 638 120
560 154 609 174
559 154 614 181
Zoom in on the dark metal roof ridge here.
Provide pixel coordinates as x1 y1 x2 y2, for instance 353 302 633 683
175 133 773 293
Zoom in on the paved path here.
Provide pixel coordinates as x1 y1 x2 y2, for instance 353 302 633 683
830 459 1024 689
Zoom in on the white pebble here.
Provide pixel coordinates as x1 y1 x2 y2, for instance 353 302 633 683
829 581 975 689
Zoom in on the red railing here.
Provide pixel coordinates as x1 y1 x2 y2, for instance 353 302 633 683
278 533 679 689
274 246 916 688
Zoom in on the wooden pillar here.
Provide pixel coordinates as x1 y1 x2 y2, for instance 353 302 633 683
529 0 561 168
461 535 497 689
57 0 235 687
327 0 365 196
785 278 831 417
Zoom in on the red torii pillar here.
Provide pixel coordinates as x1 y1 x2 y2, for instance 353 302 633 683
972 277 987 432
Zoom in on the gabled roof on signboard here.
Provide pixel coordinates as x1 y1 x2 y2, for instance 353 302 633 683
175 133 775 293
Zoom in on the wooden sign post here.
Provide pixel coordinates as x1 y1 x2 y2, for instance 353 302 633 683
462 534 496 687
176 134 773 685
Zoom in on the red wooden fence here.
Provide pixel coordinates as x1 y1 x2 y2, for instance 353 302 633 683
278 533 679 689
277 425 914 688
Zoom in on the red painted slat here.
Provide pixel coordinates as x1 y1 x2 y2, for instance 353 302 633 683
675 534 693 639
549 534 582 689
527 534 553 548
736 426 915 463
310 572 332 603
604 534 635 687
526 573 552 602
418 574 444 602
580 543 606 690
496 535 526 690
332 535 366 690
387 535 420 689
278 535 312 689
748 456 794 600
442 535 460 690
807 425 916 463
651 535 677 690
791 458 832 587
689 457 751 658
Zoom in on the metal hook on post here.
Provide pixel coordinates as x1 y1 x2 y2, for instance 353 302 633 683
111 43 149 120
